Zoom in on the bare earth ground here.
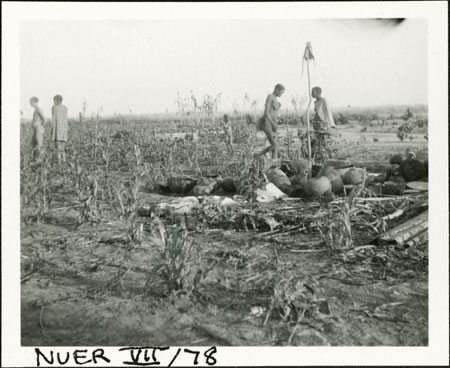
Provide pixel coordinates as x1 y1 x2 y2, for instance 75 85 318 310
21 126 428 346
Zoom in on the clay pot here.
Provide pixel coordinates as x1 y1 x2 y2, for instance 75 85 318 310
336 167 352 178
342 168 365 185
400 158 427 182
317 165 343 194
389 154 404 165
325 158 352 169
266 169 291 187
167 176 196 194
221 177 237 193
305 176 332 197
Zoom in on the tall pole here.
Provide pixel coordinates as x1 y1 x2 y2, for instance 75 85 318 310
303 42 314 178
306 59 312 164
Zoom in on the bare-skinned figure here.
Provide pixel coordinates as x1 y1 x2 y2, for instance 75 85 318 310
254 83 285 159
30 96 45 161
221 114 234 154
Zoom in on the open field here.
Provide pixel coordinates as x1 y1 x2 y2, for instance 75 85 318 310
20 112 428 346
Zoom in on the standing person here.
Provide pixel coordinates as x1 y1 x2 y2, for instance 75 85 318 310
254 83 285 159
51 94 68 165
29 96 45 160
311 86 335 131
221 114 234 153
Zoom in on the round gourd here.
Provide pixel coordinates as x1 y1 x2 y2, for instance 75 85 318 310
400 158 426 182
317 165 343 194
342 168 365 185
305 176 332 197
167 176 196 194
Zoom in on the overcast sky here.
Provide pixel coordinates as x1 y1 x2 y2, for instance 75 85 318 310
20 19 427 117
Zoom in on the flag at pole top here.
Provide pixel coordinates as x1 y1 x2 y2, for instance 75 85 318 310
303 42 315 61
302 42 315 75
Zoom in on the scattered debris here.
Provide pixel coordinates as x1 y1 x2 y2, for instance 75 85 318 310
255 183 287 203
380 210 428 246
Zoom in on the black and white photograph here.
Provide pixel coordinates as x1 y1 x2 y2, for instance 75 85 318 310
2 2 448 366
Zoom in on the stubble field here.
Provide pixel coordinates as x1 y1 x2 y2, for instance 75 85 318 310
20 112 428 346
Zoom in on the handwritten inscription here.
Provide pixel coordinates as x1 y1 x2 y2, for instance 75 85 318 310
35 346 217 366
35 348 110 366
119 346 217 366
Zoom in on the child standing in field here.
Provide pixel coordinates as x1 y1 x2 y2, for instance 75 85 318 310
30 96 45 160
254 83 285 159
221 114 234 153
51 95 68 165
311 86 335 131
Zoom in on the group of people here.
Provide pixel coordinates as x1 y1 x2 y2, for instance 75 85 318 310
28 87 332 165
254 83 335 160
30 95 68 165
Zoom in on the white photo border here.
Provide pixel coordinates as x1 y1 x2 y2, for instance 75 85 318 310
2 1 448 366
